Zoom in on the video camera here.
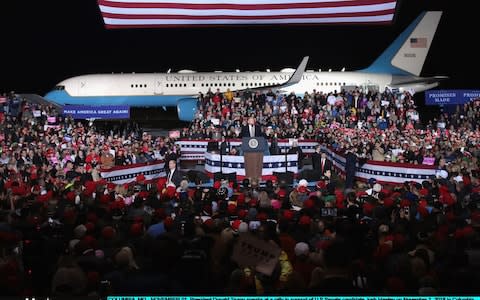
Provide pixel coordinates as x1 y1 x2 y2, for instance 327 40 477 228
321 207 337 217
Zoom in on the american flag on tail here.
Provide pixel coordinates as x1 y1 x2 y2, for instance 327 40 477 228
410 37 427 48
98 0 398 28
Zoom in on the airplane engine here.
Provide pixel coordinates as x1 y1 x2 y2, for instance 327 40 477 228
176 98 199 122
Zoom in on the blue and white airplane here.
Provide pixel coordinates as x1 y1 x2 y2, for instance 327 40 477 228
45 11 446 122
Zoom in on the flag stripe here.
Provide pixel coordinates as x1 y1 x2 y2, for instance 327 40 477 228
105 20 392 28
101 9 395 20
99 0 395 10
103 14 393 25
104 0 363 3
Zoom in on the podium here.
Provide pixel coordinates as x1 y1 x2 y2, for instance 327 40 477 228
241 137 267 182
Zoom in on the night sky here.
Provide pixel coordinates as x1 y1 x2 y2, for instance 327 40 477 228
1 0 478 97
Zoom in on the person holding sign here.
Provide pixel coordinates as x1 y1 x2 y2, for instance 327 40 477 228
234 233 293 294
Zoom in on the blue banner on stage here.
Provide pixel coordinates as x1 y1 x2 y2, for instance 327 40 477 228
425 90 480 105
62 105 130 119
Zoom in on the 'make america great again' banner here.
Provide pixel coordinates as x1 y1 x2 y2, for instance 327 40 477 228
62 105 130 119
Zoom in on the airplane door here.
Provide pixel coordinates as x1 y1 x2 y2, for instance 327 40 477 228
78 80 87 96
154 78 163 95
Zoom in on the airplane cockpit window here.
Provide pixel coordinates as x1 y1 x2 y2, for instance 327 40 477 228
54 85 65 90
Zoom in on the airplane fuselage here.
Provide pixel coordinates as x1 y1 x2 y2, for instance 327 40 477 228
46 71 396 105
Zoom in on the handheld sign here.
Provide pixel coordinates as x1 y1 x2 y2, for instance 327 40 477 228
232 233 281 276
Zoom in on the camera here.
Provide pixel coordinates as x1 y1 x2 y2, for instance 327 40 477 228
321 208 337 217
99 280 111 296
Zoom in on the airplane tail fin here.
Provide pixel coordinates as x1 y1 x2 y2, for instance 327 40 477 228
362 11 442 76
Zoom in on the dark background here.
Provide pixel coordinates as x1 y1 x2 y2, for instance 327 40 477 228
0 0 478 101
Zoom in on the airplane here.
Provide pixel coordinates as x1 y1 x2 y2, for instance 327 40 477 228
45 11 446 122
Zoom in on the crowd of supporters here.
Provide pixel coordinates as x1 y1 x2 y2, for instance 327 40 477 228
183 88 480 171
0 89 479 297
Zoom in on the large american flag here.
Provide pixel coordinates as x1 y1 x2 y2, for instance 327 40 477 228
98 0 398 28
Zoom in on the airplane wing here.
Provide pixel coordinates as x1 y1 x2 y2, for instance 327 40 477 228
236 56 309 93
390 76 449 87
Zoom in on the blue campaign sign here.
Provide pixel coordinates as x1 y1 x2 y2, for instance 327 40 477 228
425 90 480 105
62 105 130 119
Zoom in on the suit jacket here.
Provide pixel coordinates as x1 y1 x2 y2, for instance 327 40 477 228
220 141 230 155
311 152 322 171
345 152 357 173
166 169 183 187
317 157 332 175
240 124 263 138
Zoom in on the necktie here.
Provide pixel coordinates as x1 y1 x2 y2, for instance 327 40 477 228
250 125 254 137
169 170 173 183
322 159 325 171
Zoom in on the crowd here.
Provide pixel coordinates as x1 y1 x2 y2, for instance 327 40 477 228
0 89 479 297
183 88 480 171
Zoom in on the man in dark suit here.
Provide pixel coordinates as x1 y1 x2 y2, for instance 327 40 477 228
219 135 230 155
287 140 304 169
240 117 263 138
311 146 322 172
312 146 331 179
345 147 357 190
166 159 183 187
319 149 333 176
